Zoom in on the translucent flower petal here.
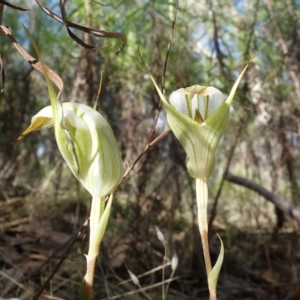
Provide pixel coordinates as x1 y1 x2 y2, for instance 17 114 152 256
169 85 224 123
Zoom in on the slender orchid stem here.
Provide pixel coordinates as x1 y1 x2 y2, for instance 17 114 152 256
196 178 212 272
196 178 217 300
80 195 112 300
89 196 105 243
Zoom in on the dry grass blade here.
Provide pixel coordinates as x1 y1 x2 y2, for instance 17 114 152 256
101 277 180 300
35 0 126 54
118 262 171 286
0 25 63 98
0 270 33 297
0 0 30 11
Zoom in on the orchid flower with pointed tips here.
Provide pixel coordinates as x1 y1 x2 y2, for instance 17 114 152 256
148 63 250 180
168 85 228 179
17 102 123 198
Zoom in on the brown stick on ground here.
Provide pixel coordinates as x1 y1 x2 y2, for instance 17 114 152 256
225 172 300 223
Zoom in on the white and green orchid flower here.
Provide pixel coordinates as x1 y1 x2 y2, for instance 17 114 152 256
149 64 250 181
17 102 123 198
168 85 228 179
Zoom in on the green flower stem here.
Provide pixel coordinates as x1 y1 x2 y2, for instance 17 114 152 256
196 178 216 300
89 196 105 248
81 195 113 300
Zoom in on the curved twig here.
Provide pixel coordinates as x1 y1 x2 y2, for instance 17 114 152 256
35 0 126 54
0 0 29 11
225 172 300 223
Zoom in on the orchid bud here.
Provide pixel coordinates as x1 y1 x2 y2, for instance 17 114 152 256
148 63 250 180
17 102 123 198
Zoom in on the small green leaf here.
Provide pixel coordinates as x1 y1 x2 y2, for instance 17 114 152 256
208 234 224 293
89 194 114 253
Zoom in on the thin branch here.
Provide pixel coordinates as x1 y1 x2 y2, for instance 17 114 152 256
0 3 4 24
243 0 259 60
32 219 89 300
209 0 227 76
264 0 300 101
225 172 300 223
146 0 178 146
122 128 170 178
123 0 178 178
35 0 126 54
161 0 178 94
0 0 29 11
208 123 243 232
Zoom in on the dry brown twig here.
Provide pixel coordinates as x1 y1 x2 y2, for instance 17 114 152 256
0 0 29 12
34 0 126 54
